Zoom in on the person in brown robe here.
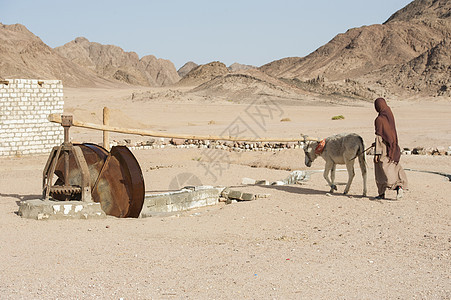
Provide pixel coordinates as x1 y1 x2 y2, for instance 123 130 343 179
373 98 408 199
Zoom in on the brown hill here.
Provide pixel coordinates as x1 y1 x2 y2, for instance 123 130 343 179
260 22 446 81
55 37 180 86
177 61 198 78
228 63 255 72
190 73 302 102
385 0 450 23
368 39 451 96
259 0 451 98
0 23 111 87
177 61 229 86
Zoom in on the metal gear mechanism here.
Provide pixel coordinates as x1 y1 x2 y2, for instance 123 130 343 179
42 116 144 218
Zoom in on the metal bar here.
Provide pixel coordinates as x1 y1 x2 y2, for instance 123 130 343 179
44 146 62 201
72 146 92 202
92 152 112 193
42 146 58 190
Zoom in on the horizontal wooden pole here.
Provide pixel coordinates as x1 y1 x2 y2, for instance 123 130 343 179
48 114 318 143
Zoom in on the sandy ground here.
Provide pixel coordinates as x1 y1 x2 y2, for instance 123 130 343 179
0 87 450 299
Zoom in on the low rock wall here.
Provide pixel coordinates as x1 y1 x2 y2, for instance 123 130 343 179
115 138 451 156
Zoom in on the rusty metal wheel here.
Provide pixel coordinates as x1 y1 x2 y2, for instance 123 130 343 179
52 144 144 218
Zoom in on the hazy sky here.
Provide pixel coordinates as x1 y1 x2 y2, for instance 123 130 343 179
1 0 412 69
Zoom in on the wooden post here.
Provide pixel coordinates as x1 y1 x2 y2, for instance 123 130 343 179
103 107 110 150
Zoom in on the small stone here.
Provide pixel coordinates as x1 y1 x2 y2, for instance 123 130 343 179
37 213 48 220
170 138 185 146
145 139 155 145
271 181 285 186
225 198 237 205
256 193 271 199
241 178 256 185
412 147 425 155
255 180 270 185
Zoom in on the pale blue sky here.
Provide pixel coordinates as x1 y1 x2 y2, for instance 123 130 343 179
1 0 412 69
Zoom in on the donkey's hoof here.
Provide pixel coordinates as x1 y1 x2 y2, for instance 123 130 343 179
330 184 338 191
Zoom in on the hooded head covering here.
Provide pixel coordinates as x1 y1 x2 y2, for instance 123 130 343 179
374 98 401 163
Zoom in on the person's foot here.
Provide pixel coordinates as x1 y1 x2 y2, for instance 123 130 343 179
375 193 385 200
396 187 403 200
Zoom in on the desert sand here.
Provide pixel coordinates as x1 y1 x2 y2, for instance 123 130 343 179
0 86 450 299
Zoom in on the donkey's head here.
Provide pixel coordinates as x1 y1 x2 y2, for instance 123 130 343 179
302 141 319 167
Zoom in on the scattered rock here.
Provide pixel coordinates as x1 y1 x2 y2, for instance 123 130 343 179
255 180 270 185
256 193 271 199
413 147 426 155
241 178 256 185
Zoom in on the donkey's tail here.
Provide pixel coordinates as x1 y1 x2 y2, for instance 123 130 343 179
357 136 367 173
358 136 368 196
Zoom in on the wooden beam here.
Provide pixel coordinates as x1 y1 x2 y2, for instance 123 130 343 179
48 114 318 143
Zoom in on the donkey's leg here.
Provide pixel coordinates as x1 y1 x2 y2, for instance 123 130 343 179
343 160 355 195
330 163 337 191
323 161 337 192
359 155 367 197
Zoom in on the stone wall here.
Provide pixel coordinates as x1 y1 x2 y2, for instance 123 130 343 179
0 79 64 156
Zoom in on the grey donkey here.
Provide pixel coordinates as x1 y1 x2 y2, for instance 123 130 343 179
302 133 367 196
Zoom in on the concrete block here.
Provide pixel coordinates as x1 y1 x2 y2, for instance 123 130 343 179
140 187 222 217
241 192 255 201
227 190 243 200
18 199 106 220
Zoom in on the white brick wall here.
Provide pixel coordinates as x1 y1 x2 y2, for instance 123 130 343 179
0 79 64 156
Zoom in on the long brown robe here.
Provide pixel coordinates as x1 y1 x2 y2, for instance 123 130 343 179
373 98 408 195
374 135 408 195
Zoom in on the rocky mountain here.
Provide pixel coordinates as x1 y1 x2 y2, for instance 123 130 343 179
228 63 255 72
55 37 180 86
177 61 229 86
0 23 111 87
369 39 450 96
177 61 198 78
189 69 304 103
385 0 450 24
260 0 450 98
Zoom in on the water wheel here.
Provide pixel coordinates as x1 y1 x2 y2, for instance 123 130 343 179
50 143 144 218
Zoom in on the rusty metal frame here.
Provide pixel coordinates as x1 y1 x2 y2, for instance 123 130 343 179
42 116 92 202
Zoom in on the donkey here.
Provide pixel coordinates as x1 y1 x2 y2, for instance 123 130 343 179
302 133 367 196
